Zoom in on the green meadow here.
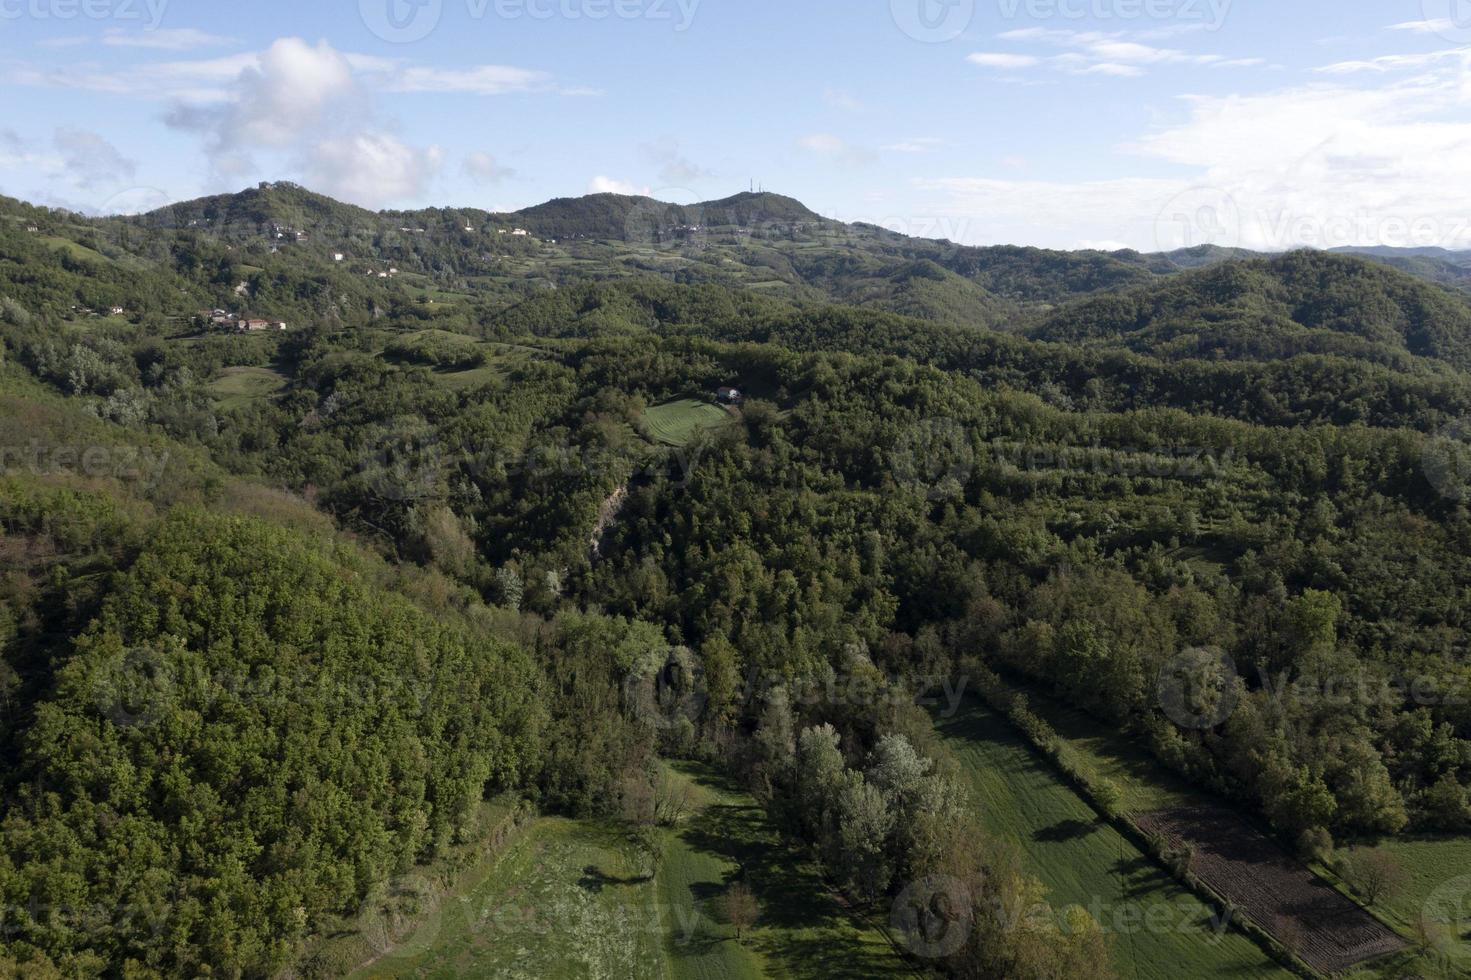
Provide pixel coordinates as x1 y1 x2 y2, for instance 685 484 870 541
934 698 1291 980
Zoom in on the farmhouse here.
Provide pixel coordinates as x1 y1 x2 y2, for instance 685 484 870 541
239 319 271 332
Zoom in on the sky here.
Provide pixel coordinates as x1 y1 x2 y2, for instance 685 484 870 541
1 0 1470 251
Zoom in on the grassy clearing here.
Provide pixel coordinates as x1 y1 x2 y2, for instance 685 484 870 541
39 235 111 264
1004 686 1461 979
641 400 734 447
935 698 1293 980
658 762 909 980
350 817 662 980
207 366 289 410
1335 836 1471 978
1019 687 1198 814
431 345 540 391
348 764 909 980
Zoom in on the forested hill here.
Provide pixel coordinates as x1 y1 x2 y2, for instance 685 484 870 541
6 182 1471 977
1028 250 1471 372
511 190 828 240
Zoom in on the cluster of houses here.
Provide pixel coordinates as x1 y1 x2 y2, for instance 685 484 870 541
69 304 127 318
200 309 288 333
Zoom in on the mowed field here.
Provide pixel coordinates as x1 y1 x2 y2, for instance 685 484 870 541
641 399 734 447
206 366 289 410
351 763 910 980
934 698 1292 980
1346 836 1471 977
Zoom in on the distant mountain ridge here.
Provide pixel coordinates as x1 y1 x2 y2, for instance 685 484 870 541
8 182 1471 333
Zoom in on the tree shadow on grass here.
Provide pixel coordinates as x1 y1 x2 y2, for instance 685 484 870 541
577 865 653 893
1033 817 1102 843
674 779 908 977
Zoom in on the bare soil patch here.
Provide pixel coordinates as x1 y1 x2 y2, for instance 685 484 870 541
1138 805 1407 973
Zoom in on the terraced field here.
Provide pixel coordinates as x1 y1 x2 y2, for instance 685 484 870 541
935 698 1292 980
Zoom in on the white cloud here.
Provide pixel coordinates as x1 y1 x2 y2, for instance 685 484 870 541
1317 48 1469 74
8 42 551 103
100 27 238 50
884 137 944 153
798 133 877 166
589 176 651 196
161 38 444 205
823 87 865 112
463 152 515 185
53 128 136 189
1081 63 1146 77
799 134 845 153
307 133 443 208
385 65 548 95
918 57 1471 251
967 53 1040 69
1389 19 1456 34
989 27 1260 77
640 138 714 185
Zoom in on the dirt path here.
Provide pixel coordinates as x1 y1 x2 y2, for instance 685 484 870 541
589 484 628 558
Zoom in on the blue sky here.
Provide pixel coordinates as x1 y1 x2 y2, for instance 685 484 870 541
1 0 1469 250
